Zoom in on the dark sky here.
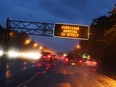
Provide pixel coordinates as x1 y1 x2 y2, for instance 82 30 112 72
0 0 115 52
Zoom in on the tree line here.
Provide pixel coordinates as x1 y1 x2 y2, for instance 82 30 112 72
76 5 116 68
0 26 39 51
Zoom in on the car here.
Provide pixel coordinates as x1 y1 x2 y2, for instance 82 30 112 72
38 52 53 68
64 53 82 66
40 52 52 62
85 59 97 67
52 55 57 61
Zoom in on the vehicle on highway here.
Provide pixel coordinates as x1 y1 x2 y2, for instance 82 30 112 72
40 52 52 62
52 55 57 61
64 53 82 66
85 59 97 67
51 54 58 66
1 1 116 87
38 52 53 67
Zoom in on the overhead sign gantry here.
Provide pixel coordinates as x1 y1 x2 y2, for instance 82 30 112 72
0 18 90 86
6 19 90 40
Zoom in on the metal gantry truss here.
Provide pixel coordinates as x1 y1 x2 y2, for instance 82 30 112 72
7 18 54 37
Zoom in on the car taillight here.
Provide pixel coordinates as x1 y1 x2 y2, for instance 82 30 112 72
86 61 90 64
94 61 97 65
47 55 51 58
65 58 68 62
38 63 42 67
79 60 82 63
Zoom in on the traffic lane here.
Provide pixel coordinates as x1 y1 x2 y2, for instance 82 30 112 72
97 65 116 80
23 64 116 87
6 63 41 81
66 66 116 87
6 63 50 87
20 64 74 87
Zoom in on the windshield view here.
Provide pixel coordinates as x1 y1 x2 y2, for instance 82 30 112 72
0 0 116 87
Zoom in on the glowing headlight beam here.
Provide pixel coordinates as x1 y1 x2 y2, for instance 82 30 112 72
0 49 4 57
7 50 20 58
21 51 41 60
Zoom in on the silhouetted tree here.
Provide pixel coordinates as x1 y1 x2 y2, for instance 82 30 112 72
76 4 116 68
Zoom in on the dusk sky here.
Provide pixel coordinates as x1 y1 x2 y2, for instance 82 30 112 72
0 0 115 52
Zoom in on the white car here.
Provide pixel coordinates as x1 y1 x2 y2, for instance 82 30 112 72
85 59 97 67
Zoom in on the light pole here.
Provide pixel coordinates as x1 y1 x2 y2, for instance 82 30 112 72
77 45 81 49
25 39 31 45
39 46 44 52
9 32 14 37
33 43 38 48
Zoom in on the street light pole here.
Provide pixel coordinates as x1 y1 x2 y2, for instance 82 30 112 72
33 43 38 48
77 45 81 49
25 39 31 45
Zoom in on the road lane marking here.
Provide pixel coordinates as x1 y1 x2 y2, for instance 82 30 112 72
17 70 47 87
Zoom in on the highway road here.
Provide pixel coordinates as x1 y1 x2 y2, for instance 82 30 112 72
6 60 116 87
6 62 50 87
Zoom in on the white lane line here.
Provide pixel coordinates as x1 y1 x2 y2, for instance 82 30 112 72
17 70 46 87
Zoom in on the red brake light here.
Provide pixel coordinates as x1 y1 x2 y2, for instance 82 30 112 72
86 61 90 64
38 63 42 67
47 55 51 58
65 58 68 62
94 61 97 65
79 60 82 63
